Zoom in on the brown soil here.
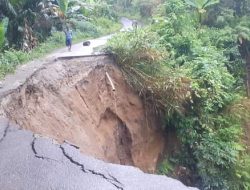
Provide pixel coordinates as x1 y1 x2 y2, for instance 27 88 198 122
0 56 166 172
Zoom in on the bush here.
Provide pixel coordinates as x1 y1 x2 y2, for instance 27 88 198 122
106 29 190 115
95 17 121 35
157 159 174 175
72 20 99 37
0 49 27 78
0 32 64 79
235 155 250 190
91 3 118 20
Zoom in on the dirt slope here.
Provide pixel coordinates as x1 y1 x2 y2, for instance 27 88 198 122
0 56 165 172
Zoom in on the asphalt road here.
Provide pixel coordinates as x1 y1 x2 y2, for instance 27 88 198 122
0 117 198 190
0 17 132 96
51 17 134 59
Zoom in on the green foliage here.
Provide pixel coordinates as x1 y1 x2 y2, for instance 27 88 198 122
106 29 190 114
9 0 26 8
0 21 4 47
183 0 220 23
91 2 118 20
106 1 250 189
2 0 17 18
0 11 121 79
70 19 99 37
186 46 235 112
157 159 174 175
94 17 121 35
56 0 69 15
68 1 118 20
0 32 64 78
236 16 250 42
157 1 250 189
0 0 120 50
235 155 250 190
0 49 26 77
107 29 167 66
184 0 220 10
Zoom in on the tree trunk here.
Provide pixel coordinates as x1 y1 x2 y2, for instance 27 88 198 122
238 38 250 97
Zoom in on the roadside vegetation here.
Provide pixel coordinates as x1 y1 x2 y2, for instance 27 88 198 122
0 0 121 78
106 0 250 189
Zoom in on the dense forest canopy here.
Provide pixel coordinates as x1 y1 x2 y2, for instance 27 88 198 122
0 0 250 190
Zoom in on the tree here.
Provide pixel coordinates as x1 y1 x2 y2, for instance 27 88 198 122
0 0 40 49
0 0 16 19
56 0 69 16
237 20 250 97
183 0 220 23
0 0 66 50
234 0 247 16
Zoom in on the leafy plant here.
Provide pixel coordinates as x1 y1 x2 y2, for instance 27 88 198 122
56 0 69 15
158 159 174 175
94 17 121 35
183 0 220 23
235 155 250 190
184 0 220 10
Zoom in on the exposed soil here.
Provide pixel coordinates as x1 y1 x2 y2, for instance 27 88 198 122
0 56 166 172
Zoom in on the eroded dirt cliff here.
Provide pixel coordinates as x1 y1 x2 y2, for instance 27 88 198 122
0 56 166 172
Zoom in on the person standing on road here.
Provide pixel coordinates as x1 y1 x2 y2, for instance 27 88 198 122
64 27 72 51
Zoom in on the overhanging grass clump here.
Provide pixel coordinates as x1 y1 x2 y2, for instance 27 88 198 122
106 29 191 115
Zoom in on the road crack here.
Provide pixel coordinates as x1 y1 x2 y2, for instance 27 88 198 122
60 144 124 189
60 145 86 172
108 173 123 186
31 137 60 162
87 169 124 190
0 122 10 144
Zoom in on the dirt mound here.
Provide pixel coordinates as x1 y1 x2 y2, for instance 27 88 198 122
0 56 166 172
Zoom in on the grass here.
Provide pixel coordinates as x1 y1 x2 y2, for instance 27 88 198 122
95 17 121 35
0 19 121 79
0 32 64 78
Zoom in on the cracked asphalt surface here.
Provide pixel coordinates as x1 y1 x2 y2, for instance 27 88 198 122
0 117 198 190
